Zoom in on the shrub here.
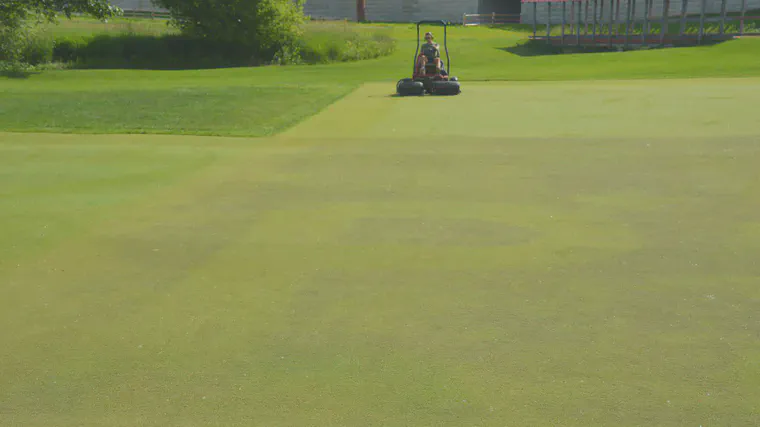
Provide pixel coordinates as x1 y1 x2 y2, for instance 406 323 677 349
53 36 87 63
298 24 395 64
21 30 54 65
1 22 55 65
153 0 306 63
0 59 32 77
57 33 262 69
0 0 121 71
47 20 395 69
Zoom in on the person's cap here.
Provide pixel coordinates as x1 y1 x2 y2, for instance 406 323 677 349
425 32 434 38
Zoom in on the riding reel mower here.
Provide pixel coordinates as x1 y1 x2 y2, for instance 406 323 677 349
397 20 461 97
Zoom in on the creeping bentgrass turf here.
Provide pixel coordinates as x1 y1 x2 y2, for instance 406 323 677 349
2 81 760 426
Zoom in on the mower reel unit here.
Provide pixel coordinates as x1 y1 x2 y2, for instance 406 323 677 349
397 20 461 97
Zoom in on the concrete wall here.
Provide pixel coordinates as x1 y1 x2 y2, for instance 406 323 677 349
114 0 755 26
522 0 760 25
110 0 165 12
302 0 356 20
479 0 522 14
304 0 479 23
112 0 481 24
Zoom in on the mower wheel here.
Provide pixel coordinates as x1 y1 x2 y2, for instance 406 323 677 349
449 76 459 82
432 80 461 96
397 78 424 96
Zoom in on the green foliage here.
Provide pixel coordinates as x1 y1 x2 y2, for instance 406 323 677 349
0 59 31 77
0 19 52 74
683 22 760 34
0 17 27 64
21 30 54 65
17 18 395 69
48 16 174 38
0 0 120 25
0 0 121 68
2 26 60 66
299 22 395 63
152 0 306 62
52 36 87 63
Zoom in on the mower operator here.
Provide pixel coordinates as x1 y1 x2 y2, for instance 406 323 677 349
417 32 444 75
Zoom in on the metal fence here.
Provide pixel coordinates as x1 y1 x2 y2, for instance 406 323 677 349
523 0 760 46
107 0 171 18
110 0 166 12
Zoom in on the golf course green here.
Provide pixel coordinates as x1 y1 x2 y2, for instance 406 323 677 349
2 20 760 427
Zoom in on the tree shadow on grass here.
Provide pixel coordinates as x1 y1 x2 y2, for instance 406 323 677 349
503 38 729 57
58 34 264 70
501 41 606 57
364 93 405 98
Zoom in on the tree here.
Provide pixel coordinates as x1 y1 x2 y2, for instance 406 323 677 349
0 0 120 26
1 0 121 65
153 0 305 63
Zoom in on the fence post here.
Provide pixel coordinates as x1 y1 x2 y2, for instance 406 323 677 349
547 2 553 44
585 1 590 34
592 0 598 41
614 0 621 34
625 0 633 47
609 0 615 46
533 3 538 38
631 0 637 36
642 0 650 45
570 1 575 35
660 0 670 45
698 0 706 44
492 12 496 24
679 0 688 37
740 0 747 35
577 2 582 44
719 0 727 35
562 1 566 42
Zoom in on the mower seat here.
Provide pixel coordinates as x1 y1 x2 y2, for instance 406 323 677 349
424 61 447 76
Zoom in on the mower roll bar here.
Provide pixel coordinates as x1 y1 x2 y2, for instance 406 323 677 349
413 20 451 77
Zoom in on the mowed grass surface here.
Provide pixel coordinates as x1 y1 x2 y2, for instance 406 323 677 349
3 21 760 135
0 85 351 136
2 80 760 426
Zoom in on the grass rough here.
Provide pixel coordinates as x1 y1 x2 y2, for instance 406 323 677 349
3 22 760 136
0 84 353 136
